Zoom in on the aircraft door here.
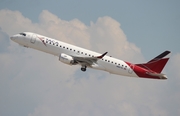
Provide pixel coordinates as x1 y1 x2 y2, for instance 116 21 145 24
30 34 36 44
128 64 134 74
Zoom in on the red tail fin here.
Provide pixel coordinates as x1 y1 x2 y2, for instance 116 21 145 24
136 51 170 73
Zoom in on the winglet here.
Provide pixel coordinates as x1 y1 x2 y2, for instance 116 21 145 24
97 52 108 59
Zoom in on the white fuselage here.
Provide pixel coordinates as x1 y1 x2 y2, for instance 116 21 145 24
11 32 138 78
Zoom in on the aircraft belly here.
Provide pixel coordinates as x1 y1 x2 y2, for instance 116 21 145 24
101 61 138 77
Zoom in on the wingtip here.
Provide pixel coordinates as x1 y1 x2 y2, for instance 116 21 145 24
97 52 108 59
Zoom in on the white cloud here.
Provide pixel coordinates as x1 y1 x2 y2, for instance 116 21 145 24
0 9 180 116
88 16 143 62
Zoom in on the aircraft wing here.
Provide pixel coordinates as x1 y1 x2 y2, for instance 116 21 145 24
72 52 108 66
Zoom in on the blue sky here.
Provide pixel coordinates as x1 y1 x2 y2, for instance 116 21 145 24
0 0 180 116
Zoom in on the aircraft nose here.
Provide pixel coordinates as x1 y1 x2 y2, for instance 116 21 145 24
10 35 17 41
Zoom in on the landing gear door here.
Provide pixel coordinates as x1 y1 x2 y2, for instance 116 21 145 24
30 34 36 44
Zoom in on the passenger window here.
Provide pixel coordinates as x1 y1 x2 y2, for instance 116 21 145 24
125 66 127 70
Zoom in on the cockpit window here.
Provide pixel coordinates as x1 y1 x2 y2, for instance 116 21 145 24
19 33 26 36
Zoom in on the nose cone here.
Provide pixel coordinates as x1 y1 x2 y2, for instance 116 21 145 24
10 35 18 42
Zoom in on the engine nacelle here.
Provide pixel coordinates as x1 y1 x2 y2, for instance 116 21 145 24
59 53 74 65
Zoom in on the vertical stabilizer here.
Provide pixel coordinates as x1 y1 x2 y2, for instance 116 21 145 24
136 51 171 73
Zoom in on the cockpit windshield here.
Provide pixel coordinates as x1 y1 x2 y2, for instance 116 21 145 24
19 33 26 36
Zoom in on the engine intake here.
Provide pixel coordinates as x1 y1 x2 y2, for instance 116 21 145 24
59 53 75 65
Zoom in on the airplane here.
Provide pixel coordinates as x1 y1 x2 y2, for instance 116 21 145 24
10 32 170 80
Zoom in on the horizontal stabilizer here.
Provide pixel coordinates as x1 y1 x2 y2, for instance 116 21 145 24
147 72 167 79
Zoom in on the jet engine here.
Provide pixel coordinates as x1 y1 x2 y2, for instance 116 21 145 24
59 53 75 65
